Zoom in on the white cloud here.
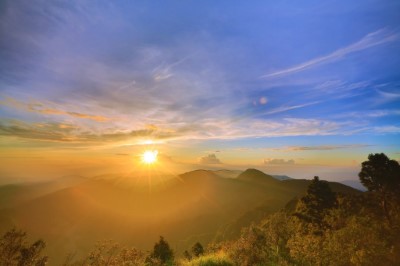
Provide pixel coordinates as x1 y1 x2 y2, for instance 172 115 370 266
199 154 221 164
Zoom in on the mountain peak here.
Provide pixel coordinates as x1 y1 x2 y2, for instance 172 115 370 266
179 169 218 180
237 168 277 183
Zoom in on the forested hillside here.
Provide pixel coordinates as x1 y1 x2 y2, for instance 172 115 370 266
0 153 398 265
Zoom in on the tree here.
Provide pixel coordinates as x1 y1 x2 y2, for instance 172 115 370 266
261 212 292 263
0 228 48 266
228 225 269 266
322 215 390 266
69 240 146 266
147 236 174 265
359 153 400 222
191 242 204 258
295 176 336 226
183 250 192 261
20 240 47 266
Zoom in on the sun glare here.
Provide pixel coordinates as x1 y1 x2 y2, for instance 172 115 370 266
142 150 158 164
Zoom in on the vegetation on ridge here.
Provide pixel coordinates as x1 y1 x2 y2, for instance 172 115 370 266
0 153 399 265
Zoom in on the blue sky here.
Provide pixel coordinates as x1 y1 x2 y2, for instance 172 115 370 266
0 0 399 181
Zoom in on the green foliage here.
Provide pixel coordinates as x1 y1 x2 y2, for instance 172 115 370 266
0 228 48 266
183 250 192 261
359 153 400 194
287 224 325 265
295 176 336 226
359 153 400 222
226 225 270 266
260 212 293 264
147 236 174 266
181 252 233 266
65 240 146 266
203 172 399 265
323 215 390 266
191 242 204 258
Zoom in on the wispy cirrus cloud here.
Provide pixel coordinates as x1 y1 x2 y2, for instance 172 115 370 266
262 101 321 115
152 54 194 81
0 117 352 145
373 126 400 134
335 109 400 119
264 158 295 165
261 29 399 78
376 89 400 101
273 144 373 151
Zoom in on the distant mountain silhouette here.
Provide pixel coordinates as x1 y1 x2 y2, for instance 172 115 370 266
0 169 359 264
237 168 278 183
0 175 85 209
339 179 366 191
272 175 292 180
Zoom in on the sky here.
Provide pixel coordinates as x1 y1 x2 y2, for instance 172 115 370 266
0 0 399 183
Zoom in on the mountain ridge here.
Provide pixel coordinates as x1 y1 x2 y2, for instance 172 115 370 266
0 168 360 265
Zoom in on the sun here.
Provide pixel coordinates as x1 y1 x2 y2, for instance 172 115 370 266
142 150 158 164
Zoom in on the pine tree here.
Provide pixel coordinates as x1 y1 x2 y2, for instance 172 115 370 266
183 250 192 261
295 176 336 226
147 236 174 265
191 242 204 257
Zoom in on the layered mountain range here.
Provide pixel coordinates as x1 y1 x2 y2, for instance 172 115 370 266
0 169 359 264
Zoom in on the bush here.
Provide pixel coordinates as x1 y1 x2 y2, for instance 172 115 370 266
181 252 233 266
0 228 48 266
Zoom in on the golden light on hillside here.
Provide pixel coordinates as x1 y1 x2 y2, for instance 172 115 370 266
142 150 158 164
